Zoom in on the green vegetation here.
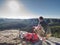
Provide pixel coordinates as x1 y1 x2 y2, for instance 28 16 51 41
50 26 60 38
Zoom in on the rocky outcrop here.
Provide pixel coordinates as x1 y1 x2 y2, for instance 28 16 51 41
0 30 20 45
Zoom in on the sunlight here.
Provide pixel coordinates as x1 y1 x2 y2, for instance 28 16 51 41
7 0 19 12
0 0 39 19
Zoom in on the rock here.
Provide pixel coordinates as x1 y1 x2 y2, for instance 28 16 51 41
48 37 60 44
0 30 20 44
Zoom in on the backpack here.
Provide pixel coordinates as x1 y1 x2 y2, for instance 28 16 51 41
31 33 39 42
24 33 39 42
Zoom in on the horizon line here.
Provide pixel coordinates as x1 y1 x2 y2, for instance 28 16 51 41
0 17 60 19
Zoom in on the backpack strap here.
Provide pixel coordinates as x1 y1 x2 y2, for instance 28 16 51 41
32 33 34 40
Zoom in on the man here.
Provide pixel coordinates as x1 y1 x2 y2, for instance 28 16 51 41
38 16 51 39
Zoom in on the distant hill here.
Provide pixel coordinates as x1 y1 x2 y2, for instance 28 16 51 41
0 18 60 32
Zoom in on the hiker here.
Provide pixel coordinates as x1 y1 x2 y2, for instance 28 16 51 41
38 16 51 39
31 16 51 45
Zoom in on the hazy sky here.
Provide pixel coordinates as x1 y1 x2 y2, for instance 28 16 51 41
0 0 60 19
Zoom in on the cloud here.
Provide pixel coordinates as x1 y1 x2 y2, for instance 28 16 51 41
0 0 40 19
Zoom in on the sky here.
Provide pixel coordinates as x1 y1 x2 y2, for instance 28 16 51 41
0 0 60 19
